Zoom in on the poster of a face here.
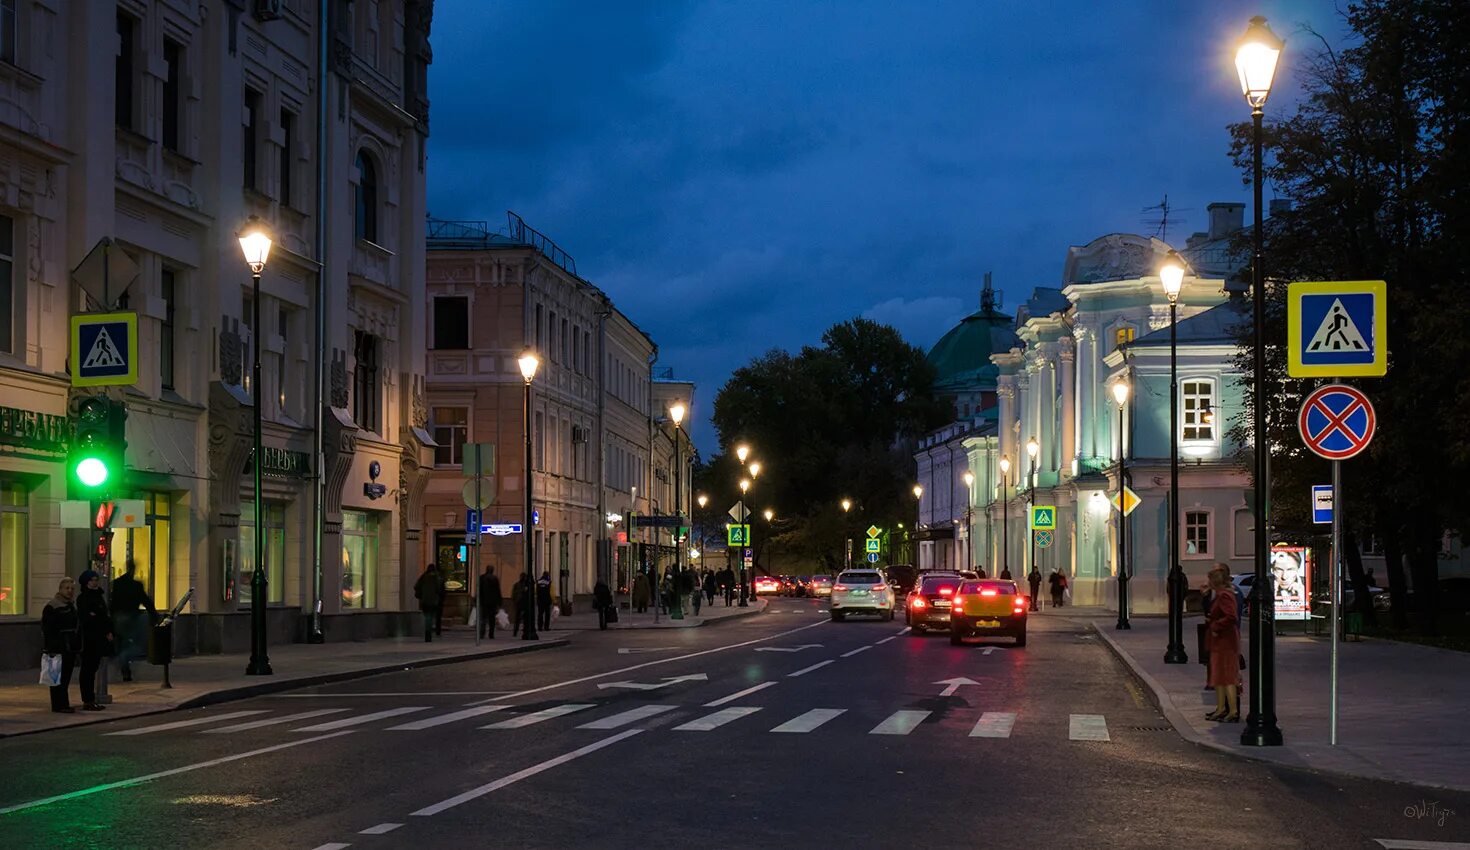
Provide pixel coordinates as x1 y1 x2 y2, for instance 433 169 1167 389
1270 546 1311 620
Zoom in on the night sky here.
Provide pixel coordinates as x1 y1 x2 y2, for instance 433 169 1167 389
426 0 1347 452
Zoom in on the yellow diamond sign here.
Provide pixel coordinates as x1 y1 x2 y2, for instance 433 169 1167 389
866 525 881 539
1110 487 1141 517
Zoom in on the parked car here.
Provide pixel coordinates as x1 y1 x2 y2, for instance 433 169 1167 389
830 570 895 621
905 574 964 634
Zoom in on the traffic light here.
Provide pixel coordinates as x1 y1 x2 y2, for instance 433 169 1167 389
68 395 126 497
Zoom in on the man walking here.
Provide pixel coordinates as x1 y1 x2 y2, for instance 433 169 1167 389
510 574 528 636
721 566 736 606
536 570 554 632
1028 567 1042 612
414 564 443 642
686 567 701 616
110 560 155 682
478 565 502 640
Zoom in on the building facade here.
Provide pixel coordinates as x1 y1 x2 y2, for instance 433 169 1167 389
0 0 434 668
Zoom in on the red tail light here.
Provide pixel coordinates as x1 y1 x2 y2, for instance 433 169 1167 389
911 597 926 609
873 584 888 592
938 587 954 596
833 584 849 592
952 595 965 608
980 589 998 597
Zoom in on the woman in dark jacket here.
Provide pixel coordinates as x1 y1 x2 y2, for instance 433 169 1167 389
75 570 114 711
41 577 81 713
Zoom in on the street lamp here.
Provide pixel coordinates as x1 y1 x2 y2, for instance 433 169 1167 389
998 456 1011 577
519 350 540 640
1236 13 1284 748
962 470 975 574
669 402 686 620
840 498 854 569
1161 251 1189 664
239 218 274 676
763 507 775 576
912 484 922 567
1026 437 1039 583
1112 379 1131 630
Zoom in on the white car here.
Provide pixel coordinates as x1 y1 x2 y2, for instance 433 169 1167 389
830 569 895 621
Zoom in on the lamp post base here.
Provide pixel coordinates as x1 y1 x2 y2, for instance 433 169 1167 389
1240 721 1284 747
1164 566 1188 662
245 659 273 676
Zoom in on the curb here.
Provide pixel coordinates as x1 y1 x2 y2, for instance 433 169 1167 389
0 638 569 739
1089 622 1470 795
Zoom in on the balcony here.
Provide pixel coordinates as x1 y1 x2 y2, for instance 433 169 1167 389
350 239 393 289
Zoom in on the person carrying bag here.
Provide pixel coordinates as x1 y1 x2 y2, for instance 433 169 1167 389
40 578 81 711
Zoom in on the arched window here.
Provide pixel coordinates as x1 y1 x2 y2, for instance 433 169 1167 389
354 150 378 243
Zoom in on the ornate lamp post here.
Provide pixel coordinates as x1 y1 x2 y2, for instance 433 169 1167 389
998 456 1011 577
1113 379 1131 630
1235 14 1285 747
962 470 975 574
840 497 853 569
519 350 540 640
239 218 274 676
1026 438 1039 581
738 475 751 606
1161 251 1189 663
669 402 686 620
912 484 922 567
763 507 775 575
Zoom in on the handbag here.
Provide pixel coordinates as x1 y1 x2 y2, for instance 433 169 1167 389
605 605 619 624
495 609 511 630
468 607 478 627
39 653 62 687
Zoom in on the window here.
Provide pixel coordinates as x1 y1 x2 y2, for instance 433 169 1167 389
279 110 295 206
1232 508 1253 558
1185 510 1210 556
241 292 254 394
1182 379 1216 442
582 330 590 374
238 501 285 605
432 296 468 349
535 303 543 350
354 150 377 242
432 407 467 466
534 411 544 470
561 317 568 364
243 90 261 190
160 269 176 390
341 510 379 609
115 13 135 130
353 330 380 432
0 213 12 354
277 305 291 415
108 493 172 607
572 326 581 374
549 311 557 362
0 483 28 615
162 39 181 151
0 0 15 65
1114 326 1135 350
1361 534 1384 557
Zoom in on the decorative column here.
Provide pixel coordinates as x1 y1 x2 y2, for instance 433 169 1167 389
1059 336 1077 470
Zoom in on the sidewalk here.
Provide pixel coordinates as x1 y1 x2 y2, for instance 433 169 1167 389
1095 616 1470 793
546 596 768 630
0 632 567 739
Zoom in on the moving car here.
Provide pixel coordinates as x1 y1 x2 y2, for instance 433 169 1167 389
884 564 919 599
753 575 782 595
950 579 1028 647
830 569 895 621
810 575 834 597
905 574 964 634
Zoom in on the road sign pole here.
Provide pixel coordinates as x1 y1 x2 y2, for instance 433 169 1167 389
1330 459 1341 746
473 466 481 646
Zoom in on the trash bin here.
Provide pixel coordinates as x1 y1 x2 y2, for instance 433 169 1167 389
148 621 173 666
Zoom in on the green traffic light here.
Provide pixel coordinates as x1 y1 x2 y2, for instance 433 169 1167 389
75 456 109 488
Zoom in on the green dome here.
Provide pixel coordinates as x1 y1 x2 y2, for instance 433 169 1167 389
927 306 1018 393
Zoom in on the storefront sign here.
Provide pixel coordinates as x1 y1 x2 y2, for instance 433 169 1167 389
245 447 312 477
1270 545 1312 621
0 405 67 453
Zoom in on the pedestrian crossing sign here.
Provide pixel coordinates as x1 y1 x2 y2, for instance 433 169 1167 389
865 538 880 553
1029 506 1056 530
727 524 751 546
1288 280 1387 378
70 312 138 387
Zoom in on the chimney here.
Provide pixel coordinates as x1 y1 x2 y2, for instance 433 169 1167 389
1269 199 1293 217
1207 202 1245 240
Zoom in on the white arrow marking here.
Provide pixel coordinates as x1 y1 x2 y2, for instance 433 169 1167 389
983 647 995 656
934 677 982 697
596 673 709 691
617 647 678 655
752 644 823 653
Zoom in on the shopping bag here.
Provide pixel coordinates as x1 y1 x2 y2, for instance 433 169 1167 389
468 607 479 627
496 609 511 630
605 605 619 624
38 654 62 687
1063 586 1072 603
550 604 560 621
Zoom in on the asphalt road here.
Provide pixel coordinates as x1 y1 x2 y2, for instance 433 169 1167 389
3 597 1468 850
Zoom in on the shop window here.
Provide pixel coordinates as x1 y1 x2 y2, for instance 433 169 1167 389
341 510 379 609
432 406 467 466
1232 508 1253 558
0 483 28 615
1185 510 1211 556
239 501 286 605
109 493 172 608
1182 379 1216 443
432 296 468 349
0 212 12 355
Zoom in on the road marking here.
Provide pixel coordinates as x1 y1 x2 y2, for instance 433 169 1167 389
0 731 353 816
481 703 596 729
870 710 930 735
577 705 677 730
970 712 1016 738
202 710 348 734
935 677 981 697
787 660 835 678
312 844 352 850
875 636 898 645
466 619 829 706
983 647 995 656
840 646 871 658
771 709 846 733
271 692 512 698
105 710 270 736
1374 842 1470 849
293 707 429 732
897 626 911 635
387 706 508 731
753 644 822 653
704 682 776 707
617 647 678 655
410 730 642 817
1069 714 1110 742
359 823 403 835
674 707 762 731
597 674 708 691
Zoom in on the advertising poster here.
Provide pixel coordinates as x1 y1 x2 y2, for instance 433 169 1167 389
1270 545 1311 620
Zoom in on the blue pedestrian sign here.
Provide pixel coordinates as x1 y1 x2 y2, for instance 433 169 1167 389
1288 280 1387 378
70 312 139 387
1311 485 1333 525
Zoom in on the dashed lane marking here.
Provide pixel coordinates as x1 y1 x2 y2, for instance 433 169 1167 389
787 660 835 678
970 712 1016 738
840 646 872 658
1068 714 1111 742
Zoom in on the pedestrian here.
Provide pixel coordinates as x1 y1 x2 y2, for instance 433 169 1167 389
999 567 1012 580
721 567 736 606
594 577 614 630
631 571 650 614
435 567 447 636
977 568 987 579
414 564 443 642
1049 569 1064 608
536 570 554 631
75 570 113 711
510 575 529 636
478 566 502 640
1059 572 1069 607
1205 566 1242 722
110 559 155 682
687 568 702 616
679 567 697 616
1028 567 1042 611
703 570 717 606
40 577 81 713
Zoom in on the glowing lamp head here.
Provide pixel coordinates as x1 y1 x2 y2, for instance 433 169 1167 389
841 498 852 513
669 403 685 425
749 462 761 478
962 471 975 488
238 216 273 274
913 484 923 499
697 494 708 508
1235 16 1284 110
739 479 750 494
1026 438 1039 460
1112 381 1131 407
999 456 1011 475
518 351 540 383
763 508 774 522
1160 250 1187 302
735 445 750 463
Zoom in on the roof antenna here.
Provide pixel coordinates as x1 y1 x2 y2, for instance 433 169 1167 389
981 272 996 312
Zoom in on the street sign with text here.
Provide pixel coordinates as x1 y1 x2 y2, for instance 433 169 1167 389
465 509 480 544
1288 280 1388 378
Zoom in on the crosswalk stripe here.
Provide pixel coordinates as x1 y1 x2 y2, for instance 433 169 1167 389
387 706 509 731
970 712 1016 738
840 646 871 658
577 705 678 730
1068 714 1110 742
106 710 270 736
870 710 930 735
293 707 429 732
705 682 775 707
481 703 596 729
787 660 834 678
674 707 761 731
202 710 348 734
770 709 846 733
1373 841 1470 849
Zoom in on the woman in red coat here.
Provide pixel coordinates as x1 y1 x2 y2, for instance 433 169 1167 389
1205 566 1241 722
